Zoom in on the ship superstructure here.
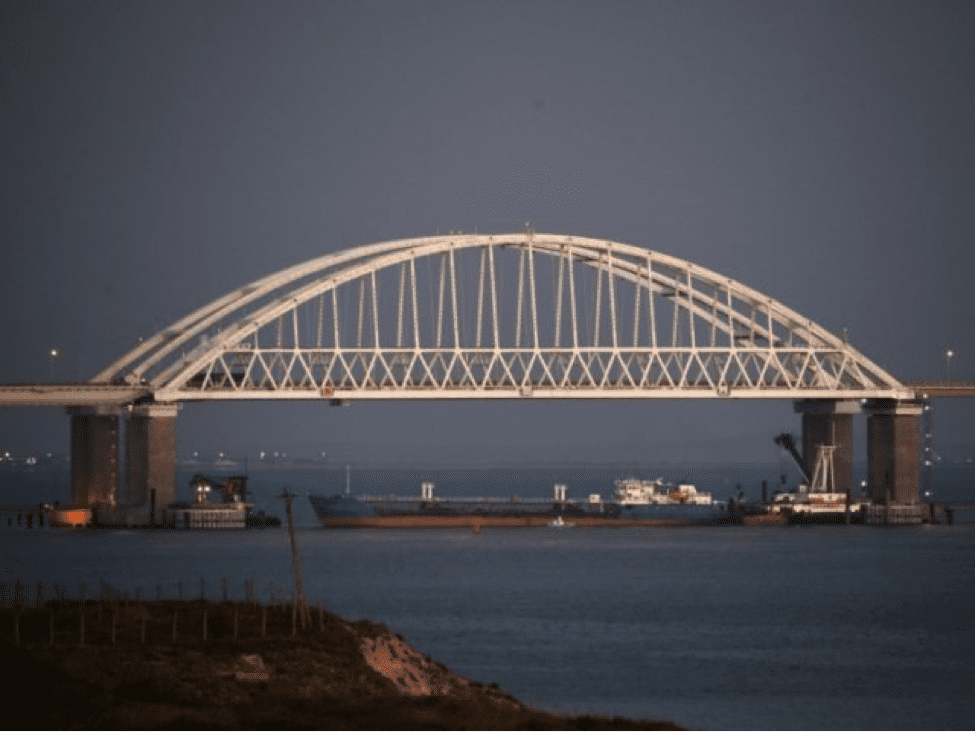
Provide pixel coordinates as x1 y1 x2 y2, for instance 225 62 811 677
613 478 716 505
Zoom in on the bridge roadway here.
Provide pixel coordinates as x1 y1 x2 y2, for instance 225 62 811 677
2 381 972 407
903 381 975 398
0 383 150 407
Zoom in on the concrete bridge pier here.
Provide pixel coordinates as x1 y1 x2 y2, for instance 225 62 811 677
864 399 923 505
125 403 179 512
68 407 121 508
793 399 858 489
68 403 179 514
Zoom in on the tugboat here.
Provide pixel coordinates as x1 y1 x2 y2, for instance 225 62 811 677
162 475 258 529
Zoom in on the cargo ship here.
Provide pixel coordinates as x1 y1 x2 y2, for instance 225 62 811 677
308 476 731 529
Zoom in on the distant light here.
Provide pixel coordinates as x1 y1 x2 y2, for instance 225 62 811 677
49 349 58 358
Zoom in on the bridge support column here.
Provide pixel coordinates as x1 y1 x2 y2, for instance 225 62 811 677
865 400 923 505
125 404 179 510
794 400 859 489
68 408 121 507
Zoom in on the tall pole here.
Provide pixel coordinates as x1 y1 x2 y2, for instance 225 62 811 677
281 488 310 629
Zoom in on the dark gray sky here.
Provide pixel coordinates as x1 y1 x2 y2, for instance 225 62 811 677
2 0 973 464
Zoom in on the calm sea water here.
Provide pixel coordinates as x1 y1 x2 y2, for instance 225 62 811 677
2 464 974 730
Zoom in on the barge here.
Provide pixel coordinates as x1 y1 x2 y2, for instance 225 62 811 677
770 433 872 524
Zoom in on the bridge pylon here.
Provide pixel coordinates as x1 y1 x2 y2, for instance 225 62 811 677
124 404 179 514
793 398 923 507
67 403 178 519
68 407 121 509
864 399 923 505
794 399 859 492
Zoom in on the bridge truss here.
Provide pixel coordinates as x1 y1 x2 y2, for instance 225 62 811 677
95 232 910 402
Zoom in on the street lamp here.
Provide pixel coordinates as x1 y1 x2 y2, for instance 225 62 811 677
49 348 58 381
945 348 955 381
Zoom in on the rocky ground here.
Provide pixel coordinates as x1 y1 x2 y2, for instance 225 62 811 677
0 600 681 730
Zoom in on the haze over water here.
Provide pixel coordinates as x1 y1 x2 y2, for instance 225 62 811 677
2 464 974 730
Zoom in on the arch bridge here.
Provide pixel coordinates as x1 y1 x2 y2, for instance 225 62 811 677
60 232 922 515
98 232 910 402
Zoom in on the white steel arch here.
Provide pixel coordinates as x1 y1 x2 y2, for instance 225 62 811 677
95 232 911 402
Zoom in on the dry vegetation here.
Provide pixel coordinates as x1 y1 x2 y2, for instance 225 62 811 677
0 597 680 730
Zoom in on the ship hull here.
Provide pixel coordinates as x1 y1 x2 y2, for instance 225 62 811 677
785 509 866 525
309 494 728 528
315 514 721 528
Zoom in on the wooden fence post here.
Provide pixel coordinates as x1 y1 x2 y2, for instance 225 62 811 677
261 605 266 638
141 606 147 646
234 607 239 641
50 610 55 647
172 610 178 644
111 607 117 645
202 603 208 643
13 613 19 647
79 604 85 647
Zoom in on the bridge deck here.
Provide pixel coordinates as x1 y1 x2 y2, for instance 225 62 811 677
0 384 150 407
905 381 975 398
